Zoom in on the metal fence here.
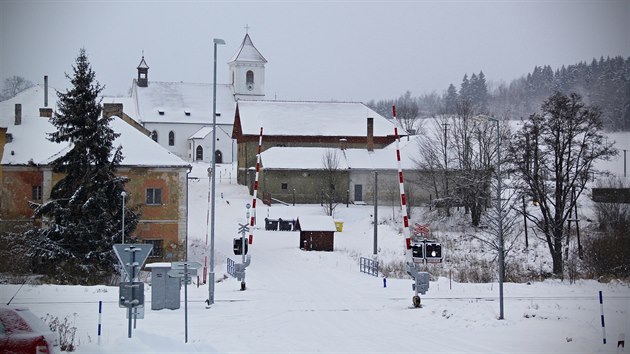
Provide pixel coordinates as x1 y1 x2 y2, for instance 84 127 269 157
359 257 379 277
226 257 235 277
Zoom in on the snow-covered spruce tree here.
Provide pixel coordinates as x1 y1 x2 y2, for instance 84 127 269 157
26 49 139 285
507 92 616 278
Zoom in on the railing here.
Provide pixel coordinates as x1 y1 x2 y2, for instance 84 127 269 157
226 257 235 277
359 257 379 277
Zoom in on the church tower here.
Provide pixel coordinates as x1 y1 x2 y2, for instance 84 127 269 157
228 33 267 100
137 56 149 88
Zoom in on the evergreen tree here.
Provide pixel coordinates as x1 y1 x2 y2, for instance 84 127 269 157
444 84 458 115
26 48 139 285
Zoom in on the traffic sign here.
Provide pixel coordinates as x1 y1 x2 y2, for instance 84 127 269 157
113 244 154 280
119 281 144 308
171 261 202 270
167 268 198 278
238 223 249 234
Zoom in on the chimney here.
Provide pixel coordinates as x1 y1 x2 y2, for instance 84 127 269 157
14 104 22 125
103 103 124 119
44 75 48 107
39 107 53 118
339 138 347 150
367 117 374 151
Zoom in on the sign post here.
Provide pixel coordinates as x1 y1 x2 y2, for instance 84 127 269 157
113 244 153 338
169 261 201 343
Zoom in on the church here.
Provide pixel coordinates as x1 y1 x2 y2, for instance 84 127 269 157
106 32 268 164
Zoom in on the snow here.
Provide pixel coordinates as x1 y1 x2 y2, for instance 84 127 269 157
296 215 337 231
1 161 628 353
236 100 398 137
0 85 189 167
133 82 236 125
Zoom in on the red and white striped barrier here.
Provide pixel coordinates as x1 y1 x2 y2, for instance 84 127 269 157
248 127 264 244
391 106 412 260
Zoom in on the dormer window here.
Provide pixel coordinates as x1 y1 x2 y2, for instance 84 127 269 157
158 109 165 115
184 110 191 116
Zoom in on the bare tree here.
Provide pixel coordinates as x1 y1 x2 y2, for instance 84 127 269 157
321 149 342 217
1 75 34 101
508 92 617 277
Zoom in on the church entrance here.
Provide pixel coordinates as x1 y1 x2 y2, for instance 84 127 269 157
215 150 223 164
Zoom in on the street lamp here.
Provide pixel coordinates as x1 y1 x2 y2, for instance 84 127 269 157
208 37 225 307
121 191 127 244
478 115 504 320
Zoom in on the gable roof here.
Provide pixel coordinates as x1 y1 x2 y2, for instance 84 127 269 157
297 215 337 232
261 135 422 171
1 86 189 168
132 81 236 125
228 33 267 63
234 100 399 138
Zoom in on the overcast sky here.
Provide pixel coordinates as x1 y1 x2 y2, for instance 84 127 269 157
1 0 629 103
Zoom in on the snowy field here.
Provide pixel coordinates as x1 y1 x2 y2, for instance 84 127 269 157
2 162 629 353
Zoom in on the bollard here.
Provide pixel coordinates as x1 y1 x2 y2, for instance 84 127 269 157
600 291 607 345
97 301 102 345
383 277 387 288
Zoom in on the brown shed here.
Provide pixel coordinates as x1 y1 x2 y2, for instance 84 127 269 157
296 215 337 251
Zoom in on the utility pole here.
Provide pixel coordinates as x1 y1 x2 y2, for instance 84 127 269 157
373 171 378 256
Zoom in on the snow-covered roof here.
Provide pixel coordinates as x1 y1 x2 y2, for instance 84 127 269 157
0 85 56 128
228 33 267 63
1 87 189 168
261 139 422 171
297 215 337 232
133 81 236 125
236 100 398 137
189 126 214 140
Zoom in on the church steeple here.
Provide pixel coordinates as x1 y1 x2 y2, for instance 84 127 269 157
137 55 149 88
229 32 267 99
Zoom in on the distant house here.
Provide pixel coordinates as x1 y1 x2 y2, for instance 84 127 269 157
232 100 402 186
296 215 337 251
0 85 191 261
104 33 268 164
258 136 432 205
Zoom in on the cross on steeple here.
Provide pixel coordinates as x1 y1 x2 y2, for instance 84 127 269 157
245 24 250 33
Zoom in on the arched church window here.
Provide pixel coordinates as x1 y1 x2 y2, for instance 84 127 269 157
246 70 254 85
169 131 175 146
151 130 158 142
196 145 203 161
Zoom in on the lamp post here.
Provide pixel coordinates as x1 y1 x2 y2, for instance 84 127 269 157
491 116 504 320
208 37 225 307
121 191 127 244
479 115 504 320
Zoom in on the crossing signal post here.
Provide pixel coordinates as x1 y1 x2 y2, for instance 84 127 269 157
407 224 444 308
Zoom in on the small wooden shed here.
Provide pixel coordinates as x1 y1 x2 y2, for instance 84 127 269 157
296 215 337 251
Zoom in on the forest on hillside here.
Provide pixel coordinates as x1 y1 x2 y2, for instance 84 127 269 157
369 56 630 132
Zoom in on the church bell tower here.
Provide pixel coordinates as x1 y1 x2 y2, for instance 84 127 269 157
228 32 267 100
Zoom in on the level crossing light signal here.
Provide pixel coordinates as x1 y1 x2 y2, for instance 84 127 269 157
411 243 424 262
425 242 443 263
233 238 248 255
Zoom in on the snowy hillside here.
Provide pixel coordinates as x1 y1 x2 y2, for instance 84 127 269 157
1 162 628 353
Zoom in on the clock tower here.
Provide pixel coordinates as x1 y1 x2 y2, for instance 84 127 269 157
228 33 267 100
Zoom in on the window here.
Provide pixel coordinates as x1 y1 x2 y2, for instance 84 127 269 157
145 239 164 258
168 131 175 146
146 188 162 205
151 130 158 142
246 70 254 85
158 109 164 116
196 146 203 161
281 183 288 190
32 185 42 201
